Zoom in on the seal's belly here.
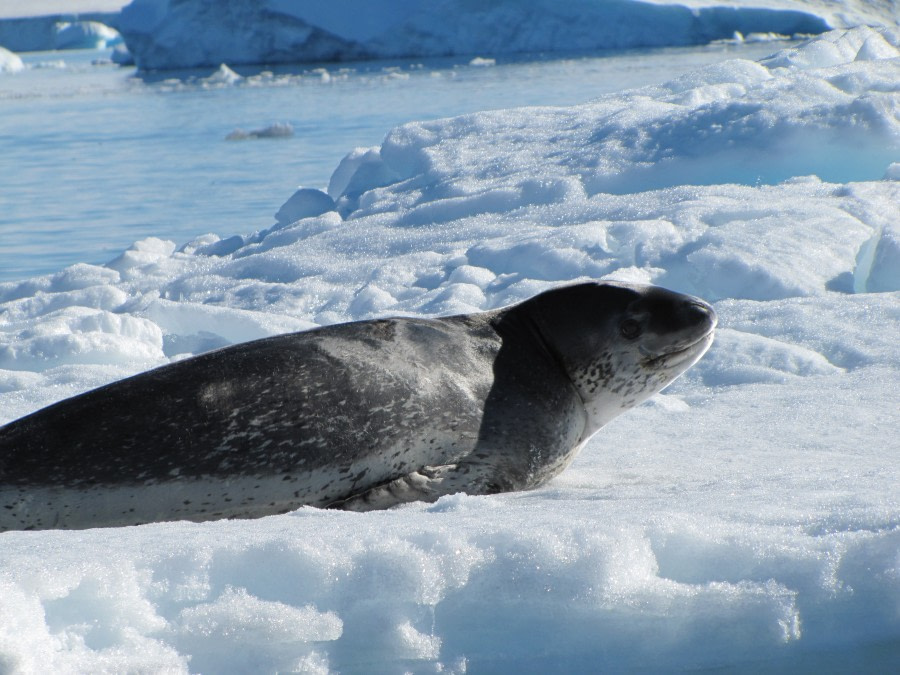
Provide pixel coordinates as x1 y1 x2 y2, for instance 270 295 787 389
0 425 483 531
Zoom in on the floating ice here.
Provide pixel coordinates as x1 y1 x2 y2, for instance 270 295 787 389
225 121 294 141
202 62 241 86
274 187 336 226
0 45 23 73
54 20 122 50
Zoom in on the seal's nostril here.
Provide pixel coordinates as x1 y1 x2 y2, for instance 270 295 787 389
686 301 706 316
684 300 716 327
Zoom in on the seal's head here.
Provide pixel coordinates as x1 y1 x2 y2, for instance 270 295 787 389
526 281 716 436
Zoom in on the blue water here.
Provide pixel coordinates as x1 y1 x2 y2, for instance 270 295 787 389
0 42 793 282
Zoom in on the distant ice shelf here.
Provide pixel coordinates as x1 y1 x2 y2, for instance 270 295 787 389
114 0 898 70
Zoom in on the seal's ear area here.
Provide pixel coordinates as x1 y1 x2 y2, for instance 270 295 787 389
533 282 639 327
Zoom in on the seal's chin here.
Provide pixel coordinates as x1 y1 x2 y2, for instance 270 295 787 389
643 330 715 369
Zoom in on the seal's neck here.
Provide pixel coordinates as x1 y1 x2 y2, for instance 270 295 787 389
490 304 576 395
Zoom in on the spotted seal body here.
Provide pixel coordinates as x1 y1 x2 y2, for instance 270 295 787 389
0 281 716 531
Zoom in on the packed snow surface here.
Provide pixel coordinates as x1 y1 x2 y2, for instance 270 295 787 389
1 27 899 672
114 0 900 69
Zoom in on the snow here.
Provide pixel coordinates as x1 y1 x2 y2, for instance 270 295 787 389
1 27 899 672
116 0 899 70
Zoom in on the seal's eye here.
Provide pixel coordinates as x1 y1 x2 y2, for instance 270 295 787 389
620 319 641 339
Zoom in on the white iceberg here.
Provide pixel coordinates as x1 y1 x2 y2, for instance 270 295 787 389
111 0 900 69
54 20 122 50
0 45 23 73
225 121 294 140
0 8 123 54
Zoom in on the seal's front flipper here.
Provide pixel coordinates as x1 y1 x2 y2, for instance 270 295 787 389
329 464 491 511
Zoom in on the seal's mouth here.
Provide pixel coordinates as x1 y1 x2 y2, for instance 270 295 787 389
642 329 715 368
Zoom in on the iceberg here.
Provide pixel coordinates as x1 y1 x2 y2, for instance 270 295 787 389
111 0 887 70
0 5 123 53
53 19 122 50
0 45 23 72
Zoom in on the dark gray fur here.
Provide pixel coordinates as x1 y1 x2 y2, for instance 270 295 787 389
0 281 716 531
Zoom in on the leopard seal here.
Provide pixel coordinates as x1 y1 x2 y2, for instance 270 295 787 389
0 281 716 531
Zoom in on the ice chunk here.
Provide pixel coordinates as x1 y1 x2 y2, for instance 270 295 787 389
225 122 293 140
327 146 402 208
0 45 23 73
274 187 335 225
203 63 241 86
54 21 122 50
865 225 900 292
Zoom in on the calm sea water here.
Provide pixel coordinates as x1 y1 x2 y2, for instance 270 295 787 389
0 41 793 282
